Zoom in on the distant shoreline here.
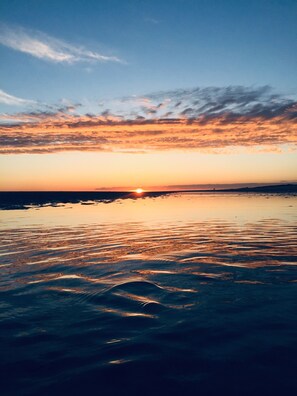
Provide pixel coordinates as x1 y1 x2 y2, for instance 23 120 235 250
0 184 296 210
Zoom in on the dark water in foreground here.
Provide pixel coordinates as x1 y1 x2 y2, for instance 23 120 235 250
0 193 297 395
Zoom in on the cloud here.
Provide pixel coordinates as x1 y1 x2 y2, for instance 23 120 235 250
0 86 296 154
0 24 122 64
0 89 36 106
144 17 160 25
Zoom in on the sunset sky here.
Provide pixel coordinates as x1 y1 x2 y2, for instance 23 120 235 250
1 0 296 191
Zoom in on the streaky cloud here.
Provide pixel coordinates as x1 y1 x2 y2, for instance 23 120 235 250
0 89 36 106
0 24 123 64
0 86 296 154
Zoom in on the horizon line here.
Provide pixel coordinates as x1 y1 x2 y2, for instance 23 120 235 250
1 182 297 193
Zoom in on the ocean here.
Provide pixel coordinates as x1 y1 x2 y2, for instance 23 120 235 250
0 192 296 395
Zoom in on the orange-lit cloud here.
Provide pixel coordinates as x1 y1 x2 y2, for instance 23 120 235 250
1 86 296 154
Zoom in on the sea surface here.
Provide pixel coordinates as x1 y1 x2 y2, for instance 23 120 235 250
0 193 297 395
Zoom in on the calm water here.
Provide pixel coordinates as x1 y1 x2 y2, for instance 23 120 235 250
1 193 297 395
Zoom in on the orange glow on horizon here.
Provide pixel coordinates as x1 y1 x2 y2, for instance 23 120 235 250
1 149 296 191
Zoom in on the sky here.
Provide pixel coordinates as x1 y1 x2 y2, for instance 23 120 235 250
0 0 296 191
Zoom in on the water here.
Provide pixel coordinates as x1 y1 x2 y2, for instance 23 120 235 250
0 193 297 395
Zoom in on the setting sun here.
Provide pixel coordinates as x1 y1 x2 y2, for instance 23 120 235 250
135 188 144 194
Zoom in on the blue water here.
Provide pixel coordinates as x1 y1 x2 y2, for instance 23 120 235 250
0 193 296 395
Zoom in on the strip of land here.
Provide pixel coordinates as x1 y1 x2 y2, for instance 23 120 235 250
0 184 296 210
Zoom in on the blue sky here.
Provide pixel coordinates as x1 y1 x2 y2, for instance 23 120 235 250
1 0 297 106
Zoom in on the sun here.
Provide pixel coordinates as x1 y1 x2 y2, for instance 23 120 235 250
135 188 144 194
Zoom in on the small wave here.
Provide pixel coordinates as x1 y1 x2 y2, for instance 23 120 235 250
107 280 164 294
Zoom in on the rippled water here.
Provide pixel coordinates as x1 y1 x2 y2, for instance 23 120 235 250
1 193 297 395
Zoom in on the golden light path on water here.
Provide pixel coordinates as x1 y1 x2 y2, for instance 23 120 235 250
0 193 296 229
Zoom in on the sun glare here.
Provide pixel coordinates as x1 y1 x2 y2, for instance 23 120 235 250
135 188 144 194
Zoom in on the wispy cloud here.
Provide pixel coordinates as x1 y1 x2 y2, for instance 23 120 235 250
144 17 160 25
0 24 122 64
0 89 36 106
0 86 296 154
